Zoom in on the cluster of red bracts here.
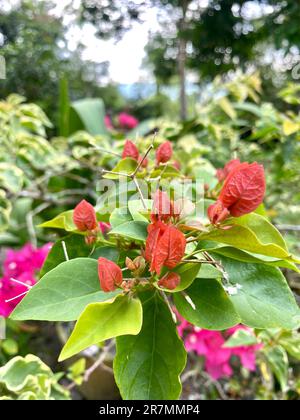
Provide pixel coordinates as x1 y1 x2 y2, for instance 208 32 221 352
97 191 186 292
208 160 266 225
144 190 186 287
122 139 174 167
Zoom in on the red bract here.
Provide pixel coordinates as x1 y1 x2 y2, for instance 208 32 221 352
158 272 181 290
122 140 139 161
208 162 266 224
156 141 173 165
145 221 166 265
73 200 98 232
98 257 123 292
145 223 186 275
216 159 241 182
151 190 174 222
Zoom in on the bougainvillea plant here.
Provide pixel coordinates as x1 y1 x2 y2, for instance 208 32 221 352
10 138 300 400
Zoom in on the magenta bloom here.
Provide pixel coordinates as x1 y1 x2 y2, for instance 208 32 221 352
104 115 113 130
99 222 111 235
0 243 52 317
176 312 262 380
118 112 139 130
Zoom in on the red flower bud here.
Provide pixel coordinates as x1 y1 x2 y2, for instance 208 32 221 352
145 223 186 275
122 140 139 161
208 162 266 224
216 159 241 182
98 257 123 292
158 272 181 290
207 200 230 225
156 141 173 165
73 200 98 232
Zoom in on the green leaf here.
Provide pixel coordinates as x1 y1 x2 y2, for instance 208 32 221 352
40 234 89 277
0 163 23 194
278 332 300 360
109 207 133 229
109 220 148 242
11 258 119 322
69 98 108 136
202 213 291 260
215 255 300 329
38 210 76 231
103 158 138 179
223 329 258 348
156 263 200 293
128 199 152 222
174 278 240 330
197 264 220 278
264 346 289 391
203 244 300 272
59 294 142 361
150 165 181 179
114 291 186 400
90 246 119 262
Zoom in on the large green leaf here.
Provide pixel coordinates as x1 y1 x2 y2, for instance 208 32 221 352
215 255 300 329
201 243 300 272
59 294 142 361
109 207 133 229
38 210 76 231
174 278 240 330
69 98 107 136
114 291 186 400
109 220 148 242
202 213 291 260
40 234 89 277
11 258 119 322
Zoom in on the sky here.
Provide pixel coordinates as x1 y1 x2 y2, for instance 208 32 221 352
53 0 161 85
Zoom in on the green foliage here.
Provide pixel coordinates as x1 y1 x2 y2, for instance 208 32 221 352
59 295 143 361
0 355 70 400
11 258 120 322
114 291 186 400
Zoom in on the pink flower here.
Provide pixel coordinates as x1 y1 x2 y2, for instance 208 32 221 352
176 313 261 380
0 243 51 317
118 112 139 130
104 115 113 130
99 222 111 235
226 326 263 372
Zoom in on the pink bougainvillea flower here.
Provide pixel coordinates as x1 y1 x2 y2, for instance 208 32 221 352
118 112 139 130
104 115 113 130
99 222 111 235
156 141 173 165
216 159 241 183
208 162 266 224
0 243 51 317
176 313 262 380
226 326 263 372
